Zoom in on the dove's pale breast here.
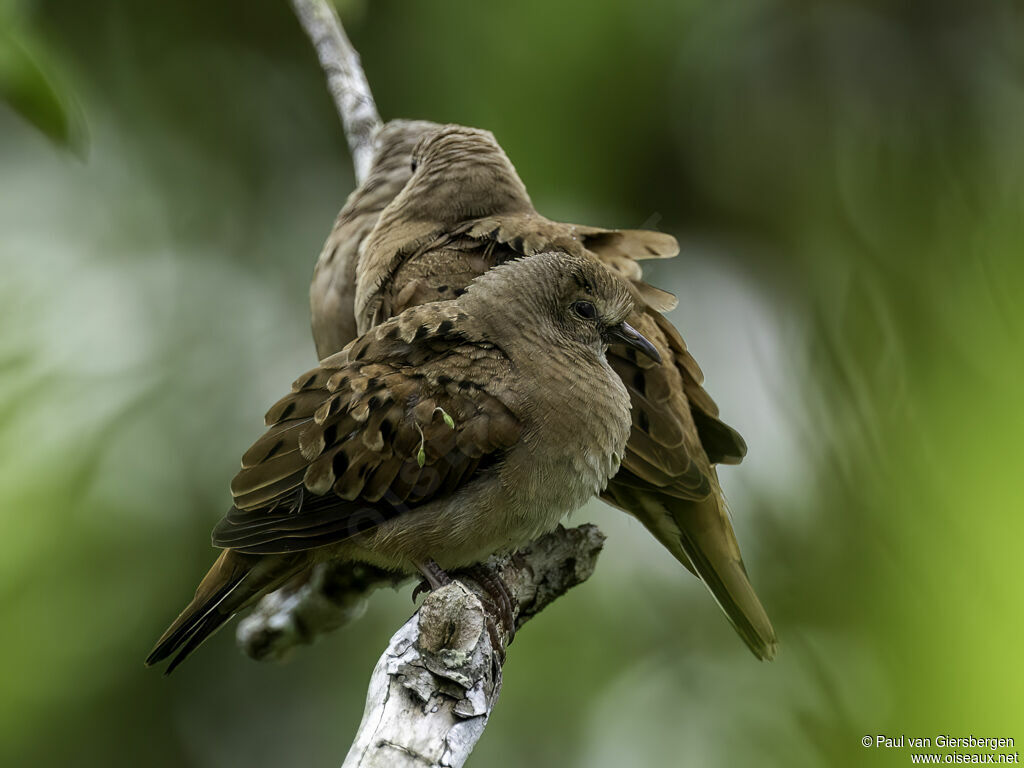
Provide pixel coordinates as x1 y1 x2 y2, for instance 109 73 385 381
500 353 630 533
330 344 631 572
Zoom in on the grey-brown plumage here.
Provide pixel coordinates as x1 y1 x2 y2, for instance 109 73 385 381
345 125 776 660
147 251 654 673
311 120 441 359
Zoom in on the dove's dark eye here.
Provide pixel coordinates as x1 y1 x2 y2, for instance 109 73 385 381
572 301 597 320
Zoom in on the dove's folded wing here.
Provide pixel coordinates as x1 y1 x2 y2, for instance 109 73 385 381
216 305 522 555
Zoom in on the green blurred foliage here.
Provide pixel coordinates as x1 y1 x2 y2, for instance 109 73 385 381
0 3 85 153
0 1 1021 766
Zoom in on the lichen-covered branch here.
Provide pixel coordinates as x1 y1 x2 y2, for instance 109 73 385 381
340 524 606 768
289 0 382 183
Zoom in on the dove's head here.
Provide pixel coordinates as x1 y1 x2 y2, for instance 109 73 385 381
355 120 442 197
462 252 662 365
370 120 442 175
337 120 442 223
397 124 534 223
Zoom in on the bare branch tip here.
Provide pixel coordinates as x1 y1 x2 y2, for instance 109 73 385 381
290 0 382 183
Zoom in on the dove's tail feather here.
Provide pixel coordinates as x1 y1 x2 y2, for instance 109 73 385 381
604 484 777 660
672 496 777 660
146 550 302 674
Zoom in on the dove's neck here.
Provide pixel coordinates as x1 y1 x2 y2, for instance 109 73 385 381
498 336 631 525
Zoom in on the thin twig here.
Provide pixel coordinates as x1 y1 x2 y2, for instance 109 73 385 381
289 0 382 183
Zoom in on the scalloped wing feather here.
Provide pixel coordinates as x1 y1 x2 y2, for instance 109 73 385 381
215 306 522 555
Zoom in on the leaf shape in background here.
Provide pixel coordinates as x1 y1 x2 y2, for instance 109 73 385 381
0 22 87 155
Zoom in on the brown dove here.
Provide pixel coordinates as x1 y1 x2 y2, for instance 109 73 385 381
146 251 658 673
310 119 680 359
311 120 441 358
347 124 777 660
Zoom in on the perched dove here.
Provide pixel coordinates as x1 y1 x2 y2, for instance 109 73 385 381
346 124 777 660
311 120 440 358
147 251 657 673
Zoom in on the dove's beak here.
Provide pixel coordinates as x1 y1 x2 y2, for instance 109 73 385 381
606 321 662 364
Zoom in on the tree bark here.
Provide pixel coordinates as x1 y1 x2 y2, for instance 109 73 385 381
340 525 605 768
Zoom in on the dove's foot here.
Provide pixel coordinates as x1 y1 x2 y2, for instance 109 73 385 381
411 559 452 602
464 563 516 643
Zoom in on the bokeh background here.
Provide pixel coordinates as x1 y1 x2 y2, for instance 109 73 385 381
2 1 1022 766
